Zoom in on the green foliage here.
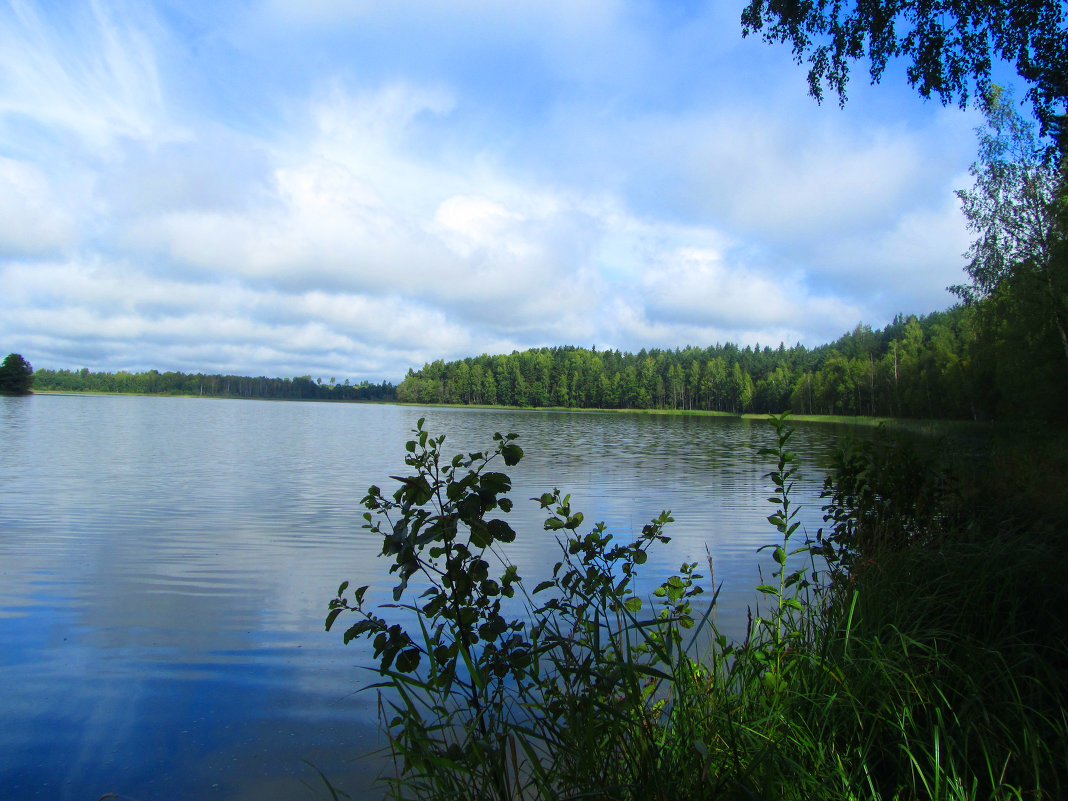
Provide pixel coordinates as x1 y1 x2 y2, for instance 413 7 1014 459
817 428 965 568
327 417 1068 800
955 88 1063 304
949 88 1068 418
326 419 719 799
324 416 820 799
811 427 1068 799
751 412 814 694
739 0 1067 136
0 353 33 395
29 366 395 401
394 316 993 421
325 419 531 800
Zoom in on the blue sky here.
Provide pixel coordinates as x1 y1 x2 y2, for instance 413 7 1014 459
0 0 998 382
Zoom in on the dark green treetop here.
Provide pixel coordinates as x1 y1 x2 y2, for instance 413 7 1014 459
0 353 33 395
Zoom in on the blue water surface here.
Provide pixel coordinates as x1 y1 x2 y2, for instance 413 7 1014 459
0 394 858 800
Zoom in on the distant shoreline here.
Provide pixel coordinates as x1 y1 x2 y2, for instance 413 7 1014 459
27 390 992 433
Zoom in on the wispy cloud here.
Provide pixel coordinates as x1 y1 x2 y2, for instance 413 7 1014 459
0 0 175 148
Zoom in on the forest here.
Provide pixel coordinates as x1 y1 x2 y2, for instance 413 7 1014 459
395 301 1064 421
30 367 396 403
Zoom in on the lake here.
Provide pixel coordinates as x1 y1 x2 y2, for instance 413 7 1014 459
0 394 861 800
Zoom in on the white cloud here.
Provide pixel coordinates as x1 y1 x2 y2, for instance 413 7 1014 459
632 245 863 346
434 195 523 256
0 0 177 149
0 157 78 256
806 189 973 307
644 247 804 328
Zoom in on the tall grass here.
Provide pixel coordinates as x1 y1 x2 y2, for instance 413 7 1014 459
326 414 1068 800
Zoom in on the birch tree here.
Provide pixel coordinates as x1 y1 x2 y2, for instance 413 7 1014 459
954 88 1068 362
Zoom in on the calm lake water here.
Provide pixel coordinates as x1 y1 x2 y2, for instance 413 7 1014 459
0 394 863 800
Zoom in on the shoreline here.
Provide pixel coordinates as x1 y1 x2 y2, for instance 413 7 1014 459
25 390 997 432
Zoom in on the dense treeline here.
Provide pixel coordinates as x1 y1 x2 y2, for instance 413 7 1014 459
396 301 1065 420
32 367 396 403
22 290 1063 419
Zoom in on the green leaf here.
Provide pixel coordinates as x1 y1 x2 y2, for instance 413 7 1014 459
533 580 555 594
396 647 421 673
501 443 523 466
469 521 492 549
344 622 374 645
480 471 511 495
487 518 516 543
325 607 343 631
624 596 642 612
445 480 464 502
422 594 445 617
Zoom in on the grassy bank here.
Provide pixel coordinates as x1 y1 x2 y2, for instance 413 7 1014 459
396 400 996 436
